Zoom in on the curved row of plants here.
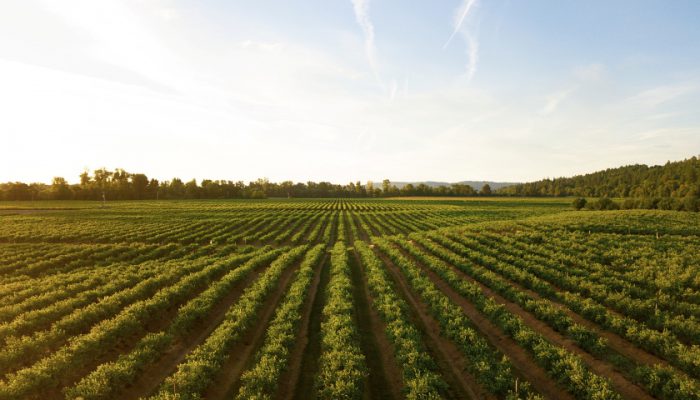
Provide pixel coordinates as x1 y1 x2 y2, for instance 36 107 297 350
372 237 539 399
438 231 700 380
149 245 308 400
412 233 700 400
65 246 285 399
354 240 447 399
0 248 263 400
234 243 325 399
478 231 700 337
390 236 620 400
0 250 257 378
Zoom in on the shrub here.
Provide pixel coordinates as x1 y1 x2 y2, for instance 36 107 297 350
572 197 587 210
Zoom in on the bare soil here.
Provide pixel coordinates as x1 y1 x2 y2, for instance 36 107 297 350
118 260 270 399
349 248 404 400
278 249 327 399
463 238 677 370
42 259 244 399
418 242 654 400
290 252 330 400
204 257 303 399
374 249 492 400
396 245 575 400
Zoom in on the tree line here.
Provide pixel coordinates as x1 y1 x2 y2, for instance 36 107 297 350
3 156 698 205
0 168 494 201
499 156 700 198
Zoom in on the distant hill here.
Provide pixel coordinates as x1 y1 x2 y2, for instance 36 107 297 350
390 181 519 191
498 156 700 197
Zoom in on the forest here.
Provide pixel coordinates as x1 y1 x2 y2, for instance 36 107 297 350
500 157 700 198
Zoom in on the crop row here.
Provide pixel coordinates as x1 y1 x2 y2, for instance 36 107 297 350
315 242 367 399
0 247 267 399
65 246 286 399
149 245 308 399
373 237 538 399
412 233 700 400
234 244 325 399
441 231 700 378
354 241 446 399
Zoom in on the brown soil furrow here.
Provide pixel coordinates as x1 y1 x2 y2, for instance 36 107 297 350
470 235 684 342
356 214 381 238
457 239 676 370
117 263 269 400
290 252 330 400
472 250 674 370
395 247 575 400
418 245 654 400
373 249 492 400
278 250 327 399
203 257 303 400
352 214 372 242
42 259 244 399
350 248 404 400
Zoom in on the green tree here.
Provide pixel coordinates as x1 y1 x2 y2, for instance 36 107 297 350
572 197 587 210
382 179 391 196
185 179 200 199
366 181 374 197
131 174 148 200
51 177 72 200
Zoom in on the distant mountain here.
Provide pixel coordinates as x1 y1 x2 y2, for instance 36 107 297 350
389 181 520 191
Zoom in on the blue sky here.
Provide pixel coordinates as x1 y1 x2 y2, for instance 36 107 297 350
1 0 699 184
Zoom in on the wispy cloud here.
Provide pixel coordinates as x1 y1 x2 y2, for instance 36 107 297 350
350 0 381 86
464 33 479 81
444 0 479 81
540 88 576 115
573 63 605 81
443 0 478 49
626 84 697 108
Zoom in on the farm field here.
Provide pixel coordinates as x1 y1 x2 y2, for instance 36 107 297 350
0 198 699 400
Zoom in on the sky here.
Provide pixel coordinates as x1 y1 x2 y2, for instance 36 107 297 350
1 0 699 184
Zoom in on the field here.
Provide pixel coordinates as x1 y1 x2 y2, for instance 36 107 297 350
0 198 699 400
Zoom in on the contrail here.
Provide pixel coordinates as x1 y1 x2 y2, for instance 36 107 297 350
443 0 478 49
351 0 380 84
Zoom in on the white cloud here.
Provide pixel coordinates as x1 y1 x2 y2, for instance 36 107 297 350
444 0 479 81
350 0 381 87
0 1 697 184
443 0 478 49
626 84 697 108
540 88 576 115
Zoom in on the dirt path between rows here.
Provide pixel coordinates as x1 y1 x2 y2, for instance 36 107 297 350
470 235 680 336
459 237 678 370
119 260 271 400
373 248 492 400
204 257 303 399
279 249 327 399
392 245 574 400
289 251 330 400
42 258 246 400
352 214 372 242
355 214 381 238
349 248 404 400
412 242 654 400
